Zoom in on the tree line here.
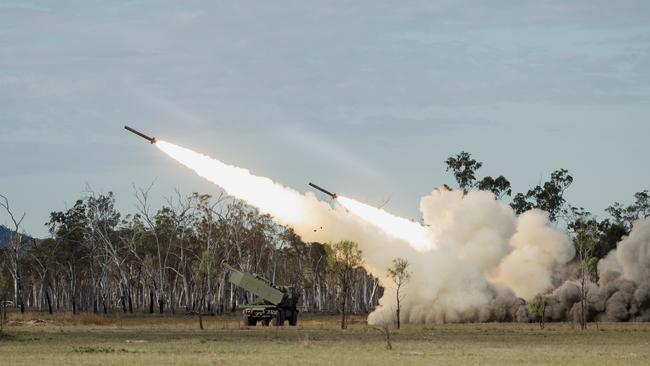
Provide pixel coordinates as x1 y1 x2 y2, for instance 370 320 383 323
0 190 381 320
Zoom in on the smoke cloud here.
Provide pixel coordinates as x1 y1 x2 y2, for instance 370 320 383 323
368 189 573 324
508 218 650 324
616 218 650 284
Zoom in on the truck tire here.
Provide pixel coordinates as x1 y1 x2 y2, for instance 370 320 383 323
243 315 256 326
275 311 285 326
261 319 270 326
288 310 298 326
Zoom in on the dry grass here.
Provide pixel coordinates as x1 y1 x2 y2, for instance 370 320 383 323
2 311 650 365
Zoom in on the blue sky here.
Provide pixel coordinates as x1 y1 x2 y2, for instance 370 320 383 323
1 1 649 237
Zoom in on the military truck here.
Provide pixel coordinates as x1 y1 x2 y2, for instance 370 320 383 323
224 264 300 326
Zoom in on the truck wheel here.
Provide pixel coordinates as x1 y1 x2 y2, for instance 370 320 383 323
275 312 285 326
289 310 298 326
243 315 256 326
261 319 270 326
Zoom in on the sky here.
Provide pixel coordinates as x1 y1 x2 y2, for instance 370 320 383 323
1 0 649 237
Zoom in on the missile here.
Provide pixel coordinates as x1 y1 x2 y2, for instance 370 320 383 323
124 125 157 144
309 182 337 199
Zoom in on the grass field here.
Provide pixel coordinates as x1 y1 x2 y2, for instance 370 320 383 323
1 312 650 365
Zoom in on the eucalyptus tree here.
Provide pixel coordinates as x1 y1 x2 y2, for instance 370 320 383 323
47 200 89 314
606 190 650 230
135 186 194 313
0 194 27 312
511 169 574 222
26 238 57 313
387 258 411 329
570 214 599 330
0 271 7 331
327 240 363 329
85 192 132 312
444 152 512 198
190 192 227 313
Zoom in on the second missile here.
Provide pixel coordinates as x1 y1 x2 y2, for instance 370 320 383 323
124 125 157 144
309 182 337 199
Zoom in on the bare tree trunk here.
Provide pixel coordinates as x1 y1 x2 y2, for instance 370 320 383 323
127 286 134 313
340 297 346 329
396 286 401 329
45 290 53 314
159 294 164 314
149 289 154 314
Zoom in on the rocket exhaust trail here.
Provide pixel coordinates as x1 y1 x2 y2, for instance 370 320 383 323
155 140 306 222
336 195 435 251
308 182 433 250
155 140 435 251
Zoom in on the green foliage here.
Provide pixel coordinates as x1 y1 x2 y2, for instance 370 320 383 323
47 199 87 243
592 219 627 259
528 296 547 318
192 251 215 282
387 257 411 329
445 151 483 192
477 175 512 198
327 240 363 329
606 190 650 230
327 241 363 275
511 169 573 222
571 214 601 297
567 207 627 263
445 151 512 198
387 258 411 287
528 296 547 329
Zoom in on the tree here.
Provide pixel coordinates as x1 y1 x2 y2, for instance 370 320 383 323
85 192 130 313
445 151 483 192
135 186 194 314
511 169 574 222
566 206 628 264
327 240 363 329
192 251 215 330
387 258 410 329
477 175 512 199
592 219 627 260
445 152 512 198
571 216 599 330
47 200 89 315
0 194 27 313
606 190 650 230
0 272 6 332
528 296 547 329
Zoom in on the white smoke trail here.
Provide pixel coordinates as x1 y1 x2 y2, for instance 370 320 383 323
157 140 434 251
336 196 435 251
156 141 306 222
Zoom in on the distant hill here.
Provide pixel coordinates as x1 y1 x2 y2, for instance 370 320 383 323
0 225 13 248
0 225 37 248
